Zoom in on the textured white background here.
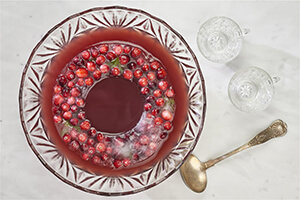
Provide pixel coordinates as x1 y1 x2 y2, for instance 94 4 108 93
1 1 299 199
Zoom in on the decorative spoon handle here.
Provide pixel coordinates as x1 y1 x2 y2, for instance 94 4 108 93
204 119 287 169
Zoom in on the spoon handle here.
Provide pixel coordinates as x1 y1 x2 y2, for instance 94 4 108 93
204 119 287 169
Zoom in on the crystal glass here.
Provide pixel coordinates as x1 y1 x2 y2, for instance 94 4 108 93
197 16 249 63
228 67 279 113
19 6 206 196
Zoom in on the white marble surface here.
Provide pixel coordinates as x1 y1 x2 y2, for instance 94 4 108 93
1 1 299 199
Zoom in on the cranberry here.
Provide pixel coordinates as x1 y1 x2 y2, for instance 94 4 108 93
156 98 165 107
68 64 76 70
52 107 60 115
151 108 160 116
96 142 106 152
139 135 149 145
113 159 122 168
80 120 91 130
92 155 101 164
69 140 80 151
123 159 131 167
123 69 133 80
158 81 168 91
77 78 84 86
71 87 81 97
165 88 175 98
162 110 173 121
97 133 104 141
113 45 123 55
150 61 160 70
140 87 149 95
81 50 90 60
91 47 99 58
58 74 67 86
132 153 139 161
70 129 78 139
111 67 120 76
53 115 62 123
76 68 88 78
127 62 137 70
105 146 112 154
62 111 72 120
70 105 78 113
70 118 79 126
53 94 64 106
148 142 157 150
73 56 83 66
88 147 95 156
78 133 87 143
147 71 156 81
144 103 152 111
62 134 71 143
137 57 145 66
82 153 90 161
53 85 62 93
88 128 97 137
96 55 106 65
134 69 143 78
153 89 162 97
146 96 155 103
154 117 163 125
142 64 150 72
138 77 148 87
61 102 70 111
131 47 141 58
99 44 108 54
100 64 110 73
87 139 95 146
106 51 117 61
85 77 94 86
157 68 167 79
148 82 157 89
86 61 96 72
76 98 85 107
93 70 102 80
123 45 131 53
119 54 130 65
78 112 85 120
67 96 75 105
160 132 168 139
164 122 173 130
101 153 109 161
62 88 70 97
67 81 75 88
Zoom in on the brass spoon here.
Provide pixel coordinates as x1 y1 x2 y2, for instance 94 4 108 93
180 119 288 193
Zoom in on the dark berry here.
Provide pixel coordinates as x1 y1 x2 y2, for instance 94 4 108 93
127 62 137 70
73 56 83 66
146 96 155 103
151 108 160 116
93 70 102 80
148 82 157 89
160 132 168 139
70 105 78 113
58 74 67 86
88 128 97 137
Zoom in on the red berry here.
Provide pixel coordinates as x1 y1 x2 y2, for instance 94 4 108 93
156 98 165 107
123 45 131 53
78 133 87 143
146 96 155 103
100 64 110 73
62 134 71 143
62 111 72 120
147 71 156 81
67 81 75 88
144 103 152 111
53 94 64 106
81 50 90 60
70 118 79 126
66 71 75 80
128 62 137 70
157 68 167 79
148 142 157 150
141 87 150 95
61 102 70 111
161 110 173 121
70 129 78 139
53 115 62 123
62 88 70 97
93 70 102 80
123 69 133 80
70 105 78 113
87 146 96 155
86 61 96 72
158 81 168 90
92 156 100 164
87 139 95 147
96 55 106 65
151 108 160 116
113 159 122 168
71 87 81 97
132 153 139 161
153 89 162 97
106 146 112 154
138 77 148 87
77 78 84 86
123 159 131 167
148 82 157 89
150 61 160 70
67 96 75 105
78 112 85 120
73 56 83 66
111 67 120 76
82 153 90 161
131 47 141 58
69 140 80 151
137 57 145 66
53 85 62 93
164 122 173 130
160 132 168 139
97 133 104 141
68 64 76 70
113 45 123 55
58 74 67 86
154 117 163 125
134 69 143 78
96 142 106 152
91 47 99 58
80 120 91 130
85 77 94 86
52 107 60 115
101 153 109 161
119 54 130 65
106 51 117 61
76 68 88 78
88 128 97 137
99 44 108 54
139 135 149 145
76 98 85 107
142 64 150 72
165 88 175 98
